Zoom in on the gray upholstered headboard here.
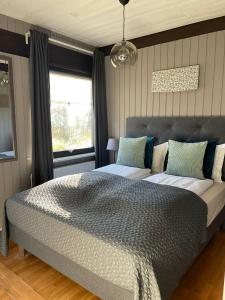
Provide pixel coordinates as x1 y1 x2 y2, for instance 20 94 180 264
126 116 225 144
126 116 225 179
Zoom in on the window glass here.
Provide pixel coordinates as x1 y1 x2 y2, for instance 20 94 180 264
50 71 93 153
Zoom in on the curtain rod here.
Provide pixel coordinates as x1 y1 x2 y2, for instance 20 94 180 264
25 32 94 56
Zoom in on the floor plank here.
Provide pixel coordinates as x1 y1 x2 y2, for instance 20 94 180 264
0 233 225 299
0 261 44 299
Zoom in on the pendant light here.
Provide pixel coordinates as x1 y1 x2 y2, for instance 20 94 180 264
110 0 138 68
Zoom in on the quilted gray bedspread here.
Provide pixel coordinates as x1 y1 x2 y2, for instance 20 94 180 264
0 171 207 300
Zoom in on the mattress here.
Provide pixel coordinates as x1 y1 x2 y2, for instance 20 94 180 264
201 183 225 226
144 173 225 226
94 163 150 179
143 173 213 196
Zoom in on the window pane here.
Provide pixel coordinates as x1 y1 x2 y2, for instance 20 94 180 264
50 71 93 152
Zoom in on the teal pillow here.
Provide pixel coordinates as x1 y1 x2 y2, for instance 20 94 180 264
166 140 208 179
145 136 155 169
117 136 147 168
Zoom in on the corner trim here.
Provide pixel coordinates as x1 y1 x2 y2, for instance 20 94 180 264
100 15 225 55
0 28 29 57
0 28 92 76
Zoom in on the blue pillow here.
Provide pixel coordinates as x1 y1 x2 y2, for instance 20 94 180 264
145 136 155 168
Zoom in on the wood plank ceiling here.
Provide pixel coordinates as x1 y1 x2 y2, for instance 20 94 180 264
0 0 225 47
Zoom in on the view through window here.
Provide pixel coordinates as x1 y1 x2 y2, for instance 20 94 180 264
50 71 93 154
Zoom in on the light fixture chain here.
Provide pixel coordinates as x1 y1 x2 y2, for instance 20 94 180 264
123 5 125 41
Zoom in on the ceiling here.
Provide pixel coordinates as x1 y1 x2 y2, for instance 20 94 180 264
0 0 225 47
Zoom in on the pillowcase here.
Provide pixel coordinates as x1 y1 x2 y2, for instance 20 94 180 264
144 136 155 169
184 139 217 179
166 140 208 179
212 143 225 182
117 136 147 168
151 142 168 173
164 139 217 179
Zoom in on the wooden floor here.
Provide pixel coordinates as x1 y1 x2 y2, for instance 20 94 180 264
0 233 225 300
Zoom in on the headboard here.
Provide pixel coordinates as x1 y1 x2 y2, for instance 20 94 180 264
126 116 225 180
126 116 225 144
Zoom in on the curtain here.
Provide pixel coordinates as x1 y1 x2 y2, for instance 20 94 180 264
92 49 109 168
30 30 53 186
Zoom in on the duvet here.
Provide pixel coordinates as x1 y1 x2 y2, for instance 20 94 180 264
0 171 207 300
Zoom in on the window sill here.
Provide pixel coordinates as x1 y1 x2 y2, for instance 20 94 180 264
53 152 95 168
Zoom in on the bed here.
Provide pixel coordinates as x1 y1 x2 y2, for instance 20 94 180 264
1 116 225 300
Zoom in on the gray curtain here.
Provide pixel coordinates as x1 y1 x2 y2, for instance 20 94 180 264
30 30 53 186
92 49 109 168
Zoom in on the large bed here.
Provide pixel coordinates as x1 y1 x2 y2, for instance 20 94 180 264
1 116 225 300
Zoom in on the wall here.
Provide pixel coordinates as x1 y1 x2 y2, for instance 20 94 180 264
105 30 225 142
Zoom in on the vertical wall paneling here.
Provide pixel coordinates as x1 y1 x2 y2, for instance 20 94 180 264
114 67 120 138
146 46 154 116
105 56 113 162
119 65 125 136
105 56 111 135
159 43 167 116
212 31 225 116
203 33 216 116
129 61 136 118
141 48 148 116
172 39 183 116
221 32 225 115
124 65 130 132
0 14 32 227
135 49 142 117
152 44 161 115
180 38 190 116
195 34 207 115
105 29 225 143
187 36 199 116
166 41 175 116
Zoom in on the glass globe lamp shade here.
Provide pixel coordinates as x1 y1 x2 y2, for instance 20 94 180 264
110 40 138 68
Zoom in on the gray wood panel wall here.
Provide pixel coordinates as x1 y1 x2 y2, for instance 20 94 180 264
105 30 225 143
0 15 32 227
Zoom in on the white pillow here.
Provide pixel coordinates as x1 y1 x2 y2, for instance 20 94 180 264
151 142 168 173
212 144 225 182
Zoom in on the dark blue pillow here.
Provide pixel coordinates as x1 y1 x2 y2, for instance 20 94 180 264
184 138 217 179
145 137 155 168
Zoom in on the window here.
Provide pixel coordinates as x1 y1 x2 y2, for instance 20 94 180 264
50 71 94 157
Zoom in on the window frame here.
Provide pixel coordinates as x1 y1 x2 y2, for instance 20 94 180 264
49 67 94 159
53 147 95 159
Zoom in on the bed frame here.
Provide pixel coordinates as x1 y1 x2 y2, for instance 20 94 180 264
11 116 225 300
126 116 225 242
